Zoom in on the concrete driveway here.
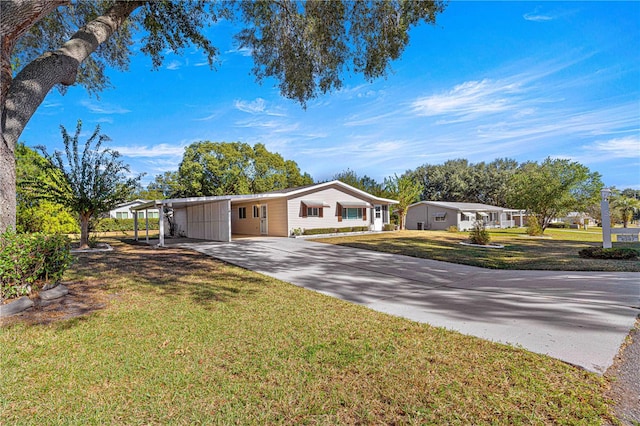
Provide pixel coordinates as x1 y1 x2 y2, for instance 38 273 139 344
178 237 640 374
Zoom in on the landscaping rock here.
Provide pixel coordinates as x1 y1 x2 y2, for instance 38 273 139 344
0 296 34 318
39 284 69 301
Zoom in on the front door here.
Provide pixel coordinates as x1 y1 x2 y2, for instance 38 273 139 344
260 205 268 235
373 204 383 231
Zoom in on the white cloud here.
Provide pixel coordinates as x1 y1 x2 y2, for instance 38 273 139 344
166 60 181 70
582 135 640 160
80 99 130 114
411 79 522 119
110 143 185 158
226 46 253 57
523 12 554 22
234 98 266 114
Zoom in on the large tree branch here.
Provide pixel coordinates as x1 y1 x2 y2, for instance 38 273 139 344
0 0 144 233
1 0 68 120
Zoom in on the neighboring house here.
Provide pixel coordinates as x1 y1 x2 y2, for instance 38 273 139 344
405 201 523 231
108 199 157 219
131 181 397 245
553 212 596 228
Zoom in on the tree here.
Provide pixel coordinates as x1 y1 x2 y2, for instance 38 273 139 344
16 142 78 234
175 141 313 197
383 173 423 230
333 169 384 196
611 195 640 228
507 158 603 233
408 158 518 205
21 120 141 248
1 0 447 232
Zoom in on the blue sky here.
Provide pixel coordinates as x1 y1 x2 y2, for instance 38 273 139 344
21 1 640 190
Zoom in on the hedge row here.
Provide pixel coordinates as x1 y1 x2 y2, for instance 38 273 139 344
93 218 160 232
302 226 369 236
0 231 72 300
578 246 639 260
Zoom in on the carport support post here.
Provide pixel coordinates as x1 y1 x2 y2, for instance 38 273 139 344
601 188 612 249
159 206 165 247
134 213 138 241
145 210 149 243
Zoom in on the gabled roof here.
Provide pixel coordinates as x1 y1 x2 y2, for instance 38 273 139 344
131 180 397 211
114 199 149 209
408 200 520 212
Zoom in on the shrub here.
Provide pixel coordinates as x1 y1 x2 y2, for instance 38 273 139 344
337 227 354 233
352 226 369 232
469 221 491 246
548 222 570 229
578 247 639 260
527 219 543 236
0 231 72 300
302 228 337 236
93 217 159 232
383 224 395 231
447 226 458 233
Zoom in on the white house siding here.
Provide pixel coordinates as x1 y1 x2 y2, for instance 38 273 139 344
185 201 231 242
287 186 371 234
406 204 459 230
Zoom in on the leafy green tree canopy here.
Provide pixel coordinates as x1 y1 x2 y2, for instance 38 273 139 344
175 141 313 197
332 169 384 197
507 157 603 232
1 0 446 232
21 120 141 248
16 143 78 234
383 173 423 230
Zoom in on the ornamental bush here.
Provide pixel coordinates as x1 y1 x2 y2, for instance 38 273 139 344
0 231 73 301
578 246 639 260
526 218 543 236
469 221 491 246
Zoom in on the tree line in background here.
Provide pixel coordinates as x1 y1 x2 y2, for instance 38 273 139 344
15 133 640 237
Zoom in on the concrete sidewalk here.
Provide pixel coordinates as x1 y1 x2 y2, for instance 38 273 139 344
179 237 640 374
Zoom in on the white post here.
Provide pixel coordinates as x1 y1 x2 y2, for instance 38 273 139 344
159 206 165 247
145 210 149 243
601 188 612 249
134 212 138 241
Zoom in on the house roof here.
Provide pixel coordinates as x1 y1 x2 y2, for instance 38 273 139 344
131 180 397 211
113 199 149 209
408 200 521 212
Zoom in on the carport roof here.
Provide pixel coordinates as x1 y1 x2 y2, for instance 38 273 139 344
131 180 398 211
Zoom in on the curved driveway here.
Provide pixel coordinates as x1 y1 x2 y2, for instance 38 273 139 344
179 237 640 374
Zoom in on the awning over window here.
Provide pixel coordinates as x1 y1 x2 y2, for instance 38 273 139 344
433 212 446 218
477 212 489 217
301 200 330 208
462 212 475 217
338 201 372 208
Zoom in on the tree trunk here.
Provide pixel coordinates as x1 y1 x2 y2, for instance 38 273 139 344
0 0 144 233
79 212 91 250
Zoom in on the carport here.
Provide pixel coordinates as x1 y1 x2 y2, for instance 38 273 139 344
131 196 233 246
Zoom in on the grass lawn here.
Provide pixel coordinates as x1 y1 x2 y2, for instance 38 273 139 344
0 238 615 424
314 228 640 272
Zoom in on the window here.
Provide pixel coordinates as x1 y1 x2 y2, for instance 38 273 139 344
433 212 446 222
148 211 159 219
116 212 128 219
375 206 381 219
460 213 468 221
253 205 259 218
342 208 363 220
137 211 145 219
239 207 247 219
306 207 319 217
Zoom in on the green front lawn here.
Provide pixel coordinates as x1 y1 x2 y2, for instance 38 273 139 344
0 239 614 424
314 228 640 271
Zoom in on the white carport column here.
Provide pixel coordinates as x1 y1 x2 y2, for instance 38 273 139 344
134 213 138 241
145 209 149 243
159 205 165 247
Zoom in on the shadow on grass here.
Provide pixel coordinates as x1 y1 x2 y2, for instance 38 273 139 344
69 238 270 307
